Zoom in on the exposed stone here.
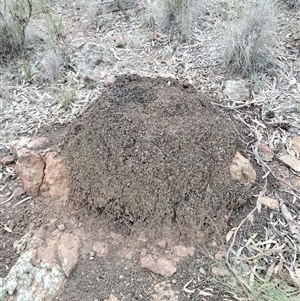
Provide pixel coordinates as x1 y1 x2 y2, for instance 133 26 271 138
140 254 176 277
215 251 226 261
58 224 65 231
157 71 173 78
140 248 147 257
57 233 80 277
211 267 229 277
105 75 116 86
278 154 300 172
157 239 167 249
261 196 279 210
27 137 49 150
15 148 45 197
11 137 49 153
292 136 300 155
124 250 134 260
114 35 125 47
0 250 65 301
40 152 68 199
93 242 108 257
223 79 250 102
12 187 25 198
36 238 59 268
0 155 15 165
173 246 195 257
230 152 256 186
106 294 119 301
11 137 31 154
258 142 274 162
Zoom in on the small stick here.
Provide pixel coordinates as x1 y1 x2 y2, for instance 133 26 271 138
212 100 263 109
225 183 267 299
0 194 13 206
13 196 31 208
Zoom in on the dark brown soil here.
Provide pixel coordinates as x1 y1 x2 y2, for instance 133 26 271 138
63 75 250 239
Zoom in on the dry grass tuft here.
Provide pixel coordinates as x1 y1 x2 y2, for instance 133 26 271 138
219 0 279 77
0 0 33 62
146 0 206 41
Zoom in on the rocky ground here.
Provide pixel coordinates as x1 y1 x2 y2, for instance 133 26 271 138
1 0 300 300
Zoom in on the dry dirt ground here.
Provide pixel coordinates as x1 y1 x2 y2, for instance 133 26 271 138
1 1 300 301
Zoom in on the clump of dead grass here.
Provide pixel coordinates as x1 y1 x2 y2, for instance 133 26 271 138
219 0 279 77
146 0 206 40
0 0 33 62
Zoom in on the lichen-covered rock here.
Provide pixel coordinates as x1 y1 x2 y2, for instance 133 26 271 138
0 250 65 301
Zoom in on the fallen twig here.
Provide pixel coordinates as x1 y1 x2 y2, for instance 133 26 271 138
183 277 195 294
0 194 13 206
12 196 32 208
225 183 267 299
212 100 264 109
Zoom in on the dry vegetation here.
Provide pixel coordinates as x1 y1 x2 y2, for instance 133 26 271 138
0 0 32 61
219 0 279 76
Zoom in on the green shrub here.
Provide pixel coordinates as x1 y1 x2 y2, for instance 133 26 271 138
0 0 32 62
219 0 279 76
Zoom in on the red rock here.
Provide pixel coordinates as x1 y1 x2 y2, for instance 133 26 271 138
0 155 15 165
258 142 274 162
40 152 68 200
27 137 49 150
140 254 176 277
36 238 59 268
229 152 256 186
57 233 80 277
93 242 108 257
15 148 45 197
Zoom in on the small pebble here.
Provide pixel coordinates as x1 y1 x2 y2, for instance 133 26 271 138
58 224 65 231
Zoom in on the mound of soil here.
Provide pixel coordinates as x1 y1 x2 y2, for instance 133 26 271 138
63 75 250 238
